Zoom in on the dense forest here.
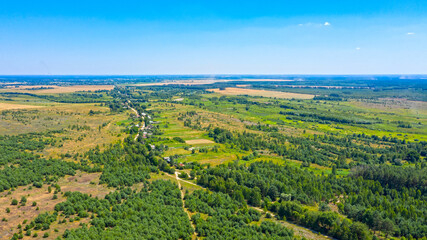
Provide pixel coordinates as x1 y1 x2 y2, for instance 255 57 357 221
14 181 193 240
196 161 427 238
186 190 294 239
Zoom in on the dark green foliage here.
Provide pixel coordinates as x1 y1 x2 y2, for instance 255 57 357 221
0 132 82 192
0 158 78 192
197 161 426 238
173 137 185 143
1 92 111 103
20 196 27 205
85 141 163 187
207 127 426 167
351 165 427 194
280 110 377 125
178 172 189 179
57 180 193 240
318 202 331 212
186 190 293 239
275 201 371 239
185 190 243 215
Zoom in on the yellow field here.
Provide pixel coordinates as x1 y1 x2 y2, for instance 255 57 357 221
2 85 114 93
208 87 315 99
185 139 215 144
0 102 43 110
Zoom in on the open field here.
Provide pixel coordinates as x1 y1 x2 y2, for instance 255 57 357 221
185 139 214 144
208 87 315 99
0 102 43 111
2 85 114 93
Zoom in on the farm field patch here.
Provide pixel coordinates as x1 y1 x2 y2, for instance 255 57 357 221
208 87 315 99
2 85 114 94
185 139 214 144
0 102 43 111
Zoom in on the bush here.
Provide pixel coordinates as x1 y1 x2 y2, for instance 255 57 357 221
178 172 189 179
173 137 185 143
318 202 331 212
20 196 27 205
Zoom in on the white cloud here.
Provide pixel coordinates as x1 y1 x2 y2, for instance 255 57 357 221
298 22 330 27
298 23 313 27
407 32 415 35
356 47 361 50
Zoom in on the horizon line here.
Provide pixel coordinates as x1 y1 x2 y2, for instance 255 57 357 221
1 74 427 77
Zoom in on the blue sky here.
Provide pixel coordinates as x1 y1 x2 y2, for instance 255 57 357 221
1 0 426 74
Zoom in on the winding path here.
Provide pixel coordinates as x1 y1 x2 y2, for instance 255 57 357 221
174 171 198 240
172 171 332 240
175 171 199 187
128 106 146 141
